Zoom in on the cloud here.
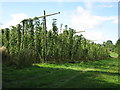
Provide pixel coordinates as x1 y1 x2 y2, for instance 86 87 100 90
83 1 93 10
112 16 118 23
97 5 113 8
1 13 28 29
82 31 106 44
71 6 117 30
71 6 117 44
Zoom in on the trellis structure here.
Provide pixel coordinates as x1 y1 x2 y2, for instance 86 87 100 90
1 10 110 66
20 10 60 63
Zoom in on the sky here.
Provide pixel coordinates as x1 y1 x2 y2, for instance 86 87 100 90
0 0 119 44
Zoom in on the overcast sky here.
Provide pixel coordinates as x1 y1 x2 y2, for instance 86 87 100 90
0 0 118 44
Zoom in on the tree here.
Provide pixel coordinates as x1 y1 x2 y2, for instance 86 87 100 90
115 38 120 58
104 40 114 52
106 40 113 45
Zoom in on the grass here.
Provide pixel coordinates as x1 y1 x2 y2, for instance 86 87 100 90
110 52 118 58
2 53 120 88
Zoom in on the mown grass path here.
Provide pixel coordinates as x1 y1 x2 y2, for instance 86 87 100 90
2 53 120 88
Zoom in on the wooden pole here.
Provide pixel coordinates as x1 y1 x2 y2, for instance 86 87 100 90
44 10 47 32
21 12 60 23
21 21 25 49
44 10 47 63
37 12 60 19
75 31 85 33
20 11 60 63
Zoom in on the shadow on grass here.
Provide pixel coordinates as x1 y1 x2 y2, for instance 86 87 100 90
90 70 120 76
2 65 120 88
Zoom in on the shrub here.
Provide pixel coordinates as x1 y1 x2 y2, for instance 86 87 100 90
2 48 36 68
1 47 10 64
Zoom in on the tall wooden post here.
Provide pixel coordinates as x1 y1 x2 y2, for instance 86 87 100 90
22 21 24 49
44 10 47 63
20 11 60 63
44 10 47 32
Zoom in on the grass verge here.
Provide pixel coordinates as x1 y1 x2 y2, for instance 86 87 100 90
2 57 119 88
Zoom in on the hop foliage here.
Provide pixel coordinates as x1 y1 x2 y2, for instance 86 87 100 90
1 17 110 67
